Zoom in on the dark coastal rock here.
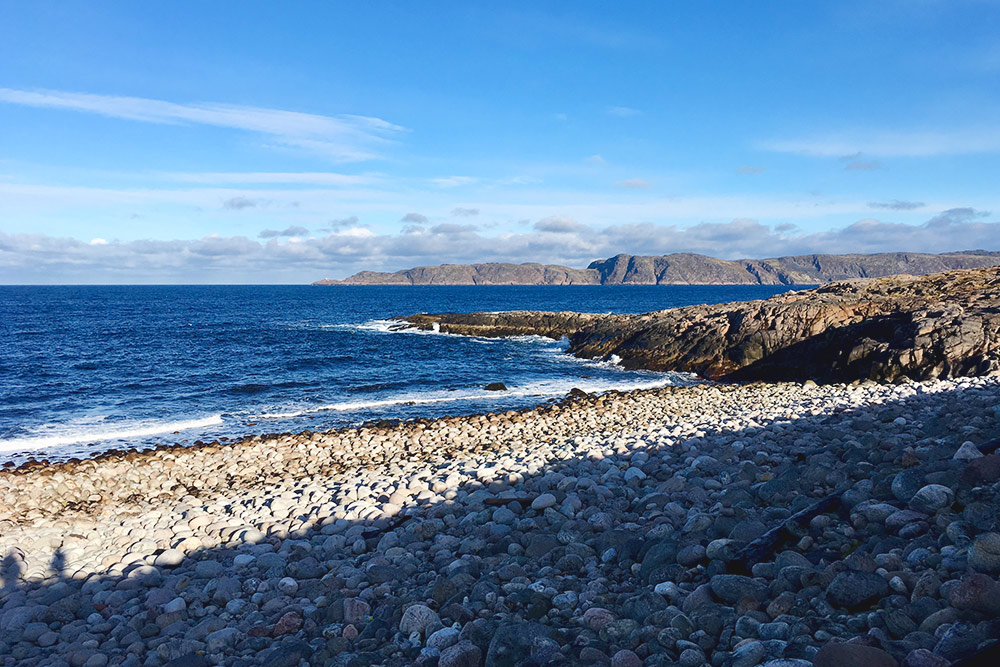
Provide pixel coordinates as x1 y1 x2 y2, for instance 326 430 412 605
484 383 508 391
402 266 1000 383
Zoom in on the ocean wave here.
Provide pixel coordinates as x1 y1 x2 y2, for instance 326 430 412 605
332 320 566 349
0 414 224 453
254 374 689 421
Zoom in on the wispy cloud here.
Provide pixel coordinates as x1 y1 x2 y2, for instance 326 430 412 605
868 200 925 211
166 172 376 186
607 106 641 117
761 128 1000 157
431 176 476 188
223 196 262 210
738 166 765 175
0 88 405 162
451 207 479 217
615 178 650 189
401 212 429 224
328 216 360 228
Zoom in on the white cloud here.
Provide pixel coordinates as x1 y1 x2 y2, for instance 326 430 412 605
451 207 480 217
0 88 405 162
2 209 998 283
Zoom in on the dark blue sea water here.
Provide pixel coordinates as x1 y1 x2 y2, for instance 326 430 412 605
0 285 806 463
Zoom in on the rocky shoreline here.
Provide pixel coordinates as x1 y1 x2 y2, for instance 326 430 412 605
402 266 1000 384
3 377 1000 666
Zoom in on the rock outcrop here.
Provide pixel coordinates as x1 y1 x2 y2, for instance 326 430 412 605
314 250 1000 285
402 266 1000 383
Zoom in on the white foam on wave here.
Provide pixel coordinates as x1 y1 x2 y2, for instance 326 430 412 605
291 319 566 349
0 414 224 453
255 373 688 422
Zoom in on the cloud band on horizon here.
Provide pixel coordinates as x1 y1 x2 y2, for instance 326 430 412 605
1 209 996 283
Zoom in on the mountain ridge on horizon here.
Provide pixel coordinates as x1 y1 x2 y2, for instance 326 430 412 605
313 250 1000 286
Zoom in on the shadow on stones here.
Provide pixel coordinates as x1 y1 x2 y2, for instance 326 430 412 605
2 381 1000 667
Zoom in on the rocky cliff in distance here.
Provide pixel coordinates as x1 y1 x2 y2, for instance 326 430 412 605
402 266 1000 384
317 262 598 286
313 250 1000 285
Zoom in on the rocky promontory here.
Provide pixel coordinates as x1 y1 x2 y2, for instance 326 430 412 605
402 266 1000 384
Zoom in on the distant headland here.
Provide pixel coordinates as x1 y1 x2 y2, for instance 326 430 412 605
312 249 1000 286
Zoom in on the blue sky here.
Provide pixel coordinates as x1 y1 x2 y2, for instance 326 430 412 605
2 1 1000 283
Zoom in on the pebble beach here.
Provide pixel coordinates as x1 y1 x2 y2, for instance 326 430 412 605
2 376 1000 666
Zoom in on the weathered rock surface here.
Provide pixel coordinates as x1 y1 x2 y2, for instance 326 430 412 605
314 250 1000 285
402 266 1000 383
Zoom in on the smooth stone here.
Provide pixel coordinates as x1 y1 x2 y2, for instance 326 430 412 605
278 577 298 596
440 640 482 667
205 627 242 653
908 484 954 514
968 532 1000 573
611 649 643 667
343 598 371 624
400 604 441 636
162 597 186 614
153 549 184 568
827 570 890 609
710 574 768 603
954 441 983 460
428 627 461 651
233 554 255 567
531 494 557 510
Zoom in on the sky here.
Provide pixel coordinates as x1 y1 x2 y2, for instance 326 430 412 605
2 1 1000 284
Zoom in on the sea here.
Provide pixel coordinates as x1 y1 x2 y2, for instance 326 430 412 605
0 284 806 464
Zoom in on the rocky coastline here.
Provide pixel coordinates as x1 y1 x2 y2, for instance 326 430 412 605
402 266 1000 384
3 376 1000 666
